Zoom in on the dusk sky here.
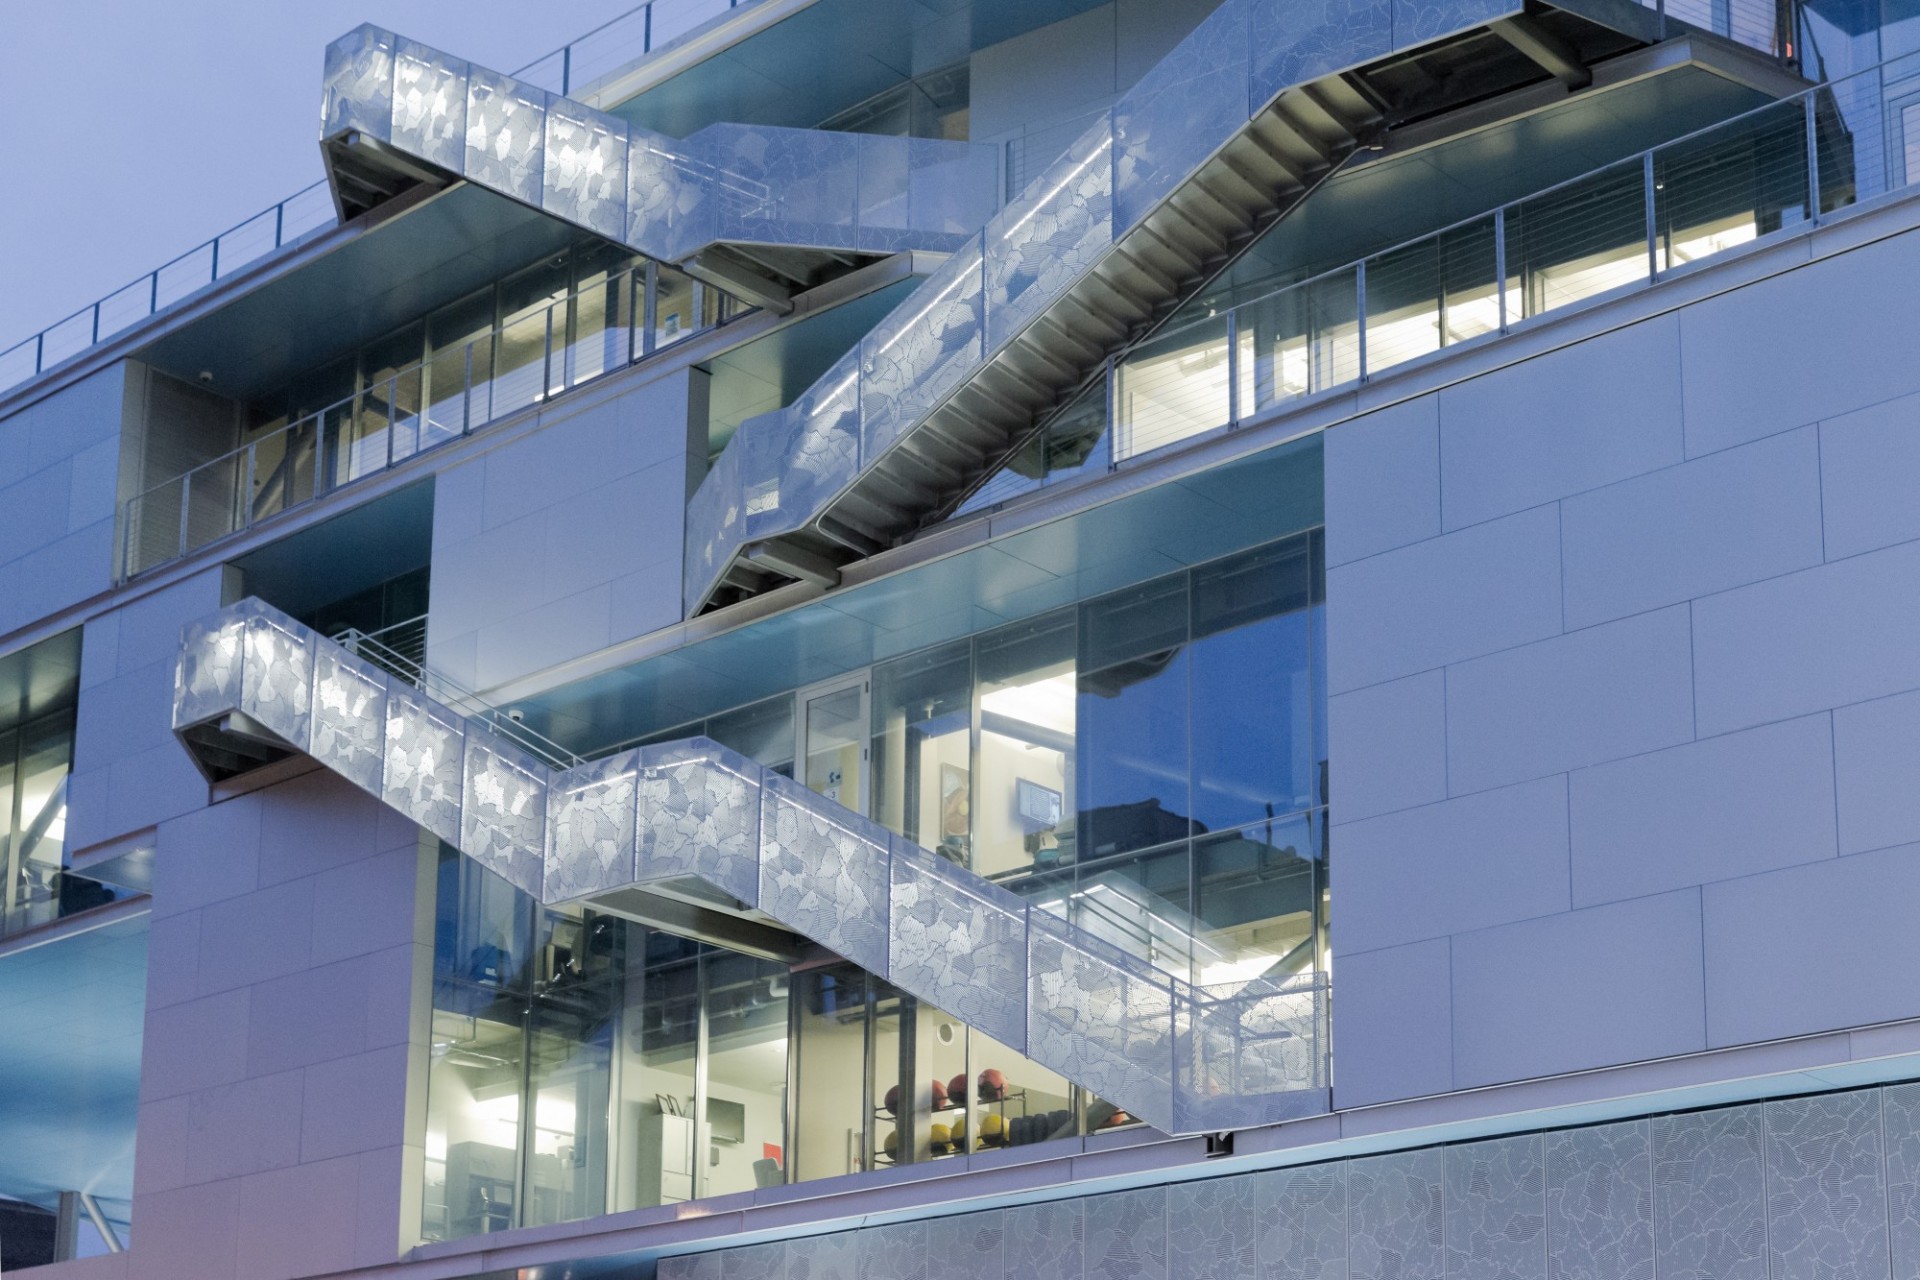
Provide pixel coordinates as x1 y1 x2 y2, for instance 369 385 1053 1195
0 1 636 354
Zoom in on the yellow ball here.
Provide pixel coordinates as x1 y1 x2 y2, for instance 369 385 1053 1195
951 1113 967 1143
979 1113 1005 1139
929 1122 952 1154
883 1129 900 1157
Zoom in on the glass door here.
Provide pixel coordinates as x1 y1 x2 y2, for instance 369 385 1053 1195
797 675 869 817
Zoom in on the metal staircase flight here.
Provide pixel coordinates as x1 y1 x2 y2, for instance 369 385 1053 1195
172 598 1330 1137
317 25 1002 308
680 0 1682 613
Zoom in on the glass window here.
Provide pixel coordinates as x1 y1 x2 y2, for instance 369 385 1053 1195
1078 576 1193 859
612 931 698 1211
1192 814 1322 985
1070 842 1192 979
792 966 874 1181
707 695 796 776
974 612 1076 880
653 265 699 352
522 908 618 1228
1189 537 1316 831
871 641 971 860
801 682 866 814
698 949 790 1197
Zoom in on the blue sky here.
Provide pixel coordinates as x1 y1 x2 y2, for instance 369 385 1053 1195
0 1 636 352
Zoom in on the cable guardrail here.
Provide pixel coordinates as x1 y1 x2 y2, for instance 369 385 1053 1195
121 261 746 579
332 617 584 769
980 45 1920 489
0 0 752 401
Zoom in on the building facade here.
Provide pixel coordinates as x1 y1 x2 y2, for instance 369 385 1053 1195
7 0 1920 1276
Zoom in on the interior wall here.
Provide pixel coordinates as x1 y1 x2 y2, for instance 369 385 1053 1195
1325 206 1920 1109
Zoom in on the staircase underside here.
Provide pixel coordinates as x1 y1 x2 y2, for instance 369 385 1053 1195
686 0 1701 613
175 598 1331 1136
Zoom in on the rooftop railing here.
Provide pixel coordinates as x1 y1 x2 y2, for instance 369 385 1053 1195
122 262 747 579
967 47 1918 509
0 0 750 402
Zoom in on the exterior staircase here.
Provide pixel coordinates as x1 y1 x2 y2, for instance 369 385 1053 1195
172 598 1330 1136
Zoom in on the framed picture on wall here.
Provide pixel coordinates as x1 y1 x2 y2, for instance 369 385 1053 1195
940 765 970 839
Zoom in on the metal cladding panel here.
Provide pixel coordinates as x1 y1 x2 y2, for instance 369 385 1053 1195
545 748 641 902
1111 0 1256 234
887 839 1029 1055
858 232 985 463
461 731 549 898
545 97 629 242
308 644 390 796
1026 907 1175 1134
1248 0 1394 111
984 114 1115 354
174 613 245 731
321 24 395 140
637 739 763 907
381 681 466 847
742 347 862 545
391 39 469 171
760 770 891 978
237 600 315 750
464 65 549 207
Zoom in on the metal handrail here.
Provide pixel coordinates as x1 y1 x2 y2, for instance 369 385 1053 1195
0 0 753 400
120 261 745 579
334 619 584 769
1057 44 1920 470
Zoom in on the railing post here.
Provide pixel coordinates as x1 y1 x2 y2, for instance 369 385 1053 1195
542 306 555 399
463 344 474 435
178 471 192 559
211 236 221 282
91 303 101 345
315 415 329 497
385 378 397 469
34 332 43 375
1106 355 1121 467
642 263 659 356
1225 305 1240 428
149 272 158 316
1494 207 1509 334
1805 90 1823 224
562 46 572 96
1354 260 1369 383
1644 151 1660 282
243 445 256 532
275 202 285 249
643 3 652 52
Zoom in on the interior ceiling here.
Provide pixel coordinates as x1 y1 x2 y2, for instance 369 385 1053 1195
706 278 917 450
137 184 582 404
0 629 81 736
515 434 1322 754
0 917 146 1224
232 480 435 621
1197 55 1782 308
608 0 1117 137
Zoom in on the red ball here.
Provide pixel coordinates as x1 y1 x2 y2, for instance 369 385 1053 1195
948 1073 969 1105
977 1068 1007 1101
929 1077 949 1109
883 1084 900 1116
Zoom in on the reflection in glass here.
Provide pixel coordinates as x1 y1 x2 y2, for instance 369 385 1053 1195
1079 577 1193 861
802 683 866 814
975 613 1076 880
698 949 790 1197
871 641 971 862
793 966 872 1181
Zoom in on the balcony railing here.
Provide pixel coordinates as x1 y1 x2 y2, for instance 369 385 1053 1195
122 263 746 579
0 0 750 402
966 47 1918 507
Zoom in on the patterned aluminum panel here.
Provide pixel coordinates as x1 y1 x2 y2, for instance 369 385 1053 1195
461 731 549 899
637 739 763 907
321 25 396 142
887 839 1029 1055
382 681 466 846
391 38 470 172
759 770 892 978
238 601 316 749
545 748 641 902
308 644 389 796
1026 907 1175 1134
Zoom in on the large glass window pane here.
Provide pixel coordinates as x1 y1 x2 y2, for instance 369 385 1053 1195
1071 841 1193 981
1078 578 1193 860
652 266 699 352
426 289 494 445
1510 162 1649 317
1239 266 1360 414
975 612 1076 880
11 714 72 928
562 263 636 389
522 908 619 1228
707 695 796 776
1192 814 1322 985
1115 312 1230 461
1654 98 1808 273
793 966 873 1181
612 931 699 1211
871 641 971 860
698 950 790 1196
1189 538 1315 832
802 683 866 814
964 1028 1077 1149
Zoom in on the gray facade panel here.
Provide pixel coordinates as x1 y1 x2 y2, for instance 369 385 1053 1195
1326 669 1447 822
1325 504 1561 694
1449 890 1705 1089
1324 395 1440 568
1335 775 1569 955
1332 938 1452 1109
1819 389 1920 561
1702 842 1920 1047
1437 315 1683 533
1567 713 1837 907
1559 426 1823 631
1836 690 1920 855
1443 606 1695 796
1692 540 1920 737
